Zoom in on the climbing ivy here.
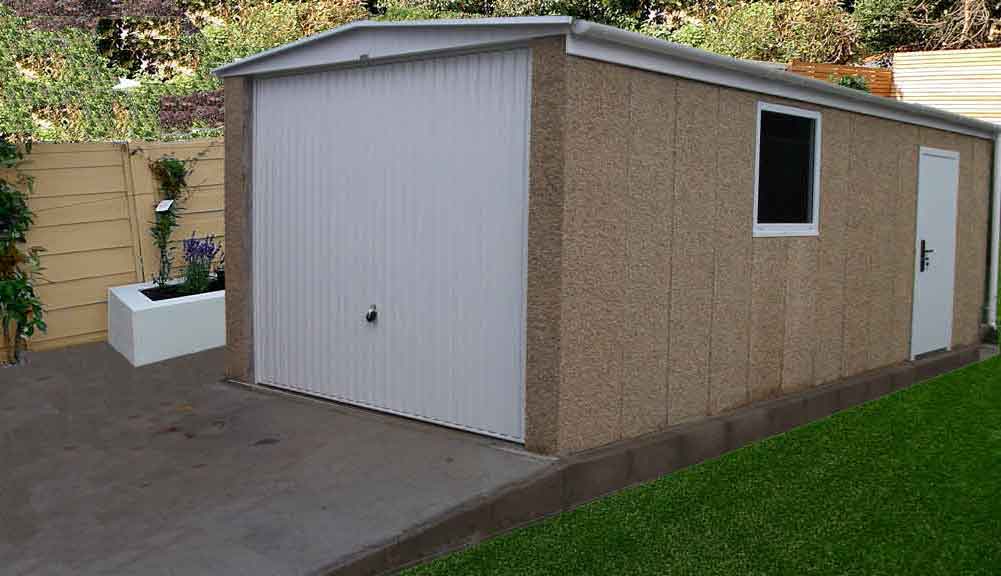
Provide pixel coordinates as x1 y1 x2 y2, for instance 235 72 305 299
0 136 45 365
149 155 192 287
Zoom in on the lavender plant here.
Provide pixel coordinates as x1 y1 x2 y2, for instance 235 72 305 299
180 234 220 295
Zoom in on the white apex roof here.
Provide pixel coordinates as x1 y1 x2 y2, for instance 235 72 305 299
213 16 999 139
212 16 572 78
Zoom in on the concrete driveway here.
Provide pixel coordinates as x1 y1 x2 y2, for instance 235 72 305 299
0 344 551 575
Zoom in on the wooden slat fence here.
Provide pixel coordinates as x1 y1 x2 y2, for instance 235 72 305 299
127 140 226 282
3 139 224 353
787 61 894 97
893 47 1001 125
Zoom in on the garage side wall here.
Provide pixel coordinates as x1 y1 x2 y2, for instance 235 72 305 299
538 54 993 455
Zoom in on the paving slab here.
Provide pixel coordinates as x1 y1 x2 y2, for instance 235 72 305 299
0 343 551 576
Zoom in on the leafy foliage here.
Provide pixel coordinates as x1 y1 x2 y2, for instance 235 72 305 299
5 0 184 30
3 0 1001 141
160 88 224 132
491 0 639 26
374 0 491 16
853 0 923 53
833 73 871 91
377 0 641 27
148 155 191 287
666 0 860 63
95 16 194 77
0 6 216 141
149 154 191 200
0 136 44 364
376 4 480 19
1 7 122 140
193 0 367 75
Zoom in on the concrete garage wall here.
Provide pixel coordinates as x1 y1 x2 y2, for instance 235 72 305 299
529 46 993 454
524 39 568 453
224 76 254 384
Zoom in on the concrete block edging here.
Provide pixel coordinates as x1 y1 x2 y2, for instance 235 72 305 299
329 345 984 576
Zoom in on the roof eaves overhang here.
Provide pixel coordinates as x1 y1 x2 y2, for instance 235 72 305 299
568 20 999 140
212 16 998 139
212 16 573 78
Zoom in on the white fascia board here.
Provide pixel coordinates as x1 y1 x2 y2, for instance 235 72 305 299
213 17 572 78
567 20 998 140
989 133 1001 328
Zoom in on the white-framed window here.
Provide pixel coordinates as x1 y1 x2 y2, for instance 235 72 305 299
753 101 822 237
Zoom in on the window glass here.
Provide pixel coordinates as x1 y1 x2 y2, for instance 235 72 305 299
757 110 816 225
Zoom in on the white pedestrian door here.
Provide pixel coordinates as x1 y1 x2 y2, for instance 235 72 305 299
910 147 960 359
251 50 531 441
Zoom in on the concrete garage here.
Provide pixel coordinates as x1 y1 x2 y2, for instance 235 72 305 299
216 17 1001 455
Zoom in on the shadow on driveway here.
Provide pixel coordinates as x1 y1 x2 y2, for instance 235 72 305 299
0 343 551 575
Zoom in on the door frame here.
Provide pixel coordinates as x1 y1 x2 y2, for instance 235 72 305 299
909 145 960 360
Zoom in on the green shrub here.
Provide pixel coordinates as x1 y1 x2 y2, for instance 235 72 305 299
0 7 215 141
0 1 369 142
195 3 304 75
0 138 44 364
0 8 122 140
374 0 492 15
671 2 778 58
493 0 639 27
194 0 366 77
833 73 871 92
668 0 860 63
852 0 923 54
377 5 482 19
376 0 640 27
96 16 197 78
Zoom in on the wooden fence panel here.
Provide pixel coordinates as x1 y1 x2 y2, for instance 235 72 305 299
2 139 225 355
126 139 226 282
893 48 1001 125
16 142 141 351
787 61 894 97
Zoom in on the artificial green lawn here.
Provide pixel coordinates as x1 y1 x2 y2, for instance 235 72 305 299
407 356 1001 575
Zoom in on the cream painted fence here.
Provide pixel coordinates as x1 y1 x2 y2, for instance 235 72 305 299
893 47 1001 125
10 139 224 352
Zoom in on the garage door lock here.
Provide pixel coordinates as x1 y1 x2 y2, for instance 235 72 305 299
365 305 378 323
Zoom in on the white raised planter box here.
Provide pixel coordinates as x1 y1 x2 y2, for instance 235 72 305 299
108 281 225 367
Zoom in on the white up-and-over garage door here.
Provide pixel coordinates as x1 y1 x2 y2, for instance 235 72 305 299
251 49 531 441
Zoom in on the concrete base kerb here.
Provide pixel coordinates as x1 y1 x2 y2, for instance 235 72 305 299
326 344 987 576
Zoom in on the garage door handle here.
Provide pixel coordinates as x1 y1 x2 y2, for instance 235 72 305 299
365 305 378 323
920 239 934 272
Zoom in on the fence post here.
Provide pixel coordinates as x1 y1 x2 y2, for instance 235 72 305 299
121 142 146 282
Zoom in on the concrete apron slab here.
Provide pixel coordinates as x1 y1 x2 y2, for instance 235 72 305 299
333 344 988 576
0 343 552 576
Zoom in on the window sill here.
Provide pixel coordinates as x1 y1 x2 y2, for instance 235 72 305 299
753 225 819 238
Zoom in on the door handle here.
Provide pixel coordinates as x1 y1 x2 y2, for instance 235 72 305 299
920 239 935 272
365 305 378 323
